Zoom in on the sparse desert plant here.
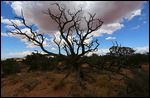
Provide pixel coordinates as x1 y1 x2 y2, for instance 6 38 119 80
44 71 57 82
92 74 126 97
124 69 149 97
14 79 41 96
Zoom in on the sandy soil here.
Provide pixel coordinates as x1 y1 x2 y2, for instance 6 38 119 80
1 64 149 97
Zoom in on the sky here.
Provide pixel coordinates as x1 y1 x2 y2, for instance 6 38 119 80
1 1 149 59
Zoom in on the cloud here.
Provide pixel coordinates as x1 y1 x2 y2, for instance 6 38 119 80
8 28 30 39
86 46 149 56
9 1 145 34
106 37 116 40
143 21 146 24
1 16 24 26
25 42 37 48
51 47 57 51
1 50 32 59
7 28 52 49
90 23 124 37
139 17 143 20
134 46 149 53
86 48 109 56
43 40 52 47
24 38 52 49
4 1 11 4
3 1 147 52
132 25 140 29
125 9 141 21
1 32 8 36
5 25 15 29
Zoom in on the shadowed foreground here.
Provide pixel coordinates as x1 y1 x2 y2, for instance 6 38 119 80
1 64 149 97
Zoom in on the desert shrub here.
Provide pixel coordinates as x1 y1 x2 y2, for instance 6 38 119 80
1 58 21 75
92 74 126 97
84 53 105 69
44 71 57 82
24 52 56 72
125 53 149 66
124 69 149 97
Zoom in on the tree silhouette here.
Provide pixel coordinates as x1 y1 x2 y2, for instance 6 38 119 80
7 3 103 95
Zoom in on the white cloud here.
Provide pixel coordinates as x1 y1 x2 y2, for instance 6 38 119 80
125 9 141 21
5 25 15 29
1 16 24 26
2 1 147 53
106 37 116 40
25 42 37 48
92 23 124 37
8 28 30 39
43 41 51 47
139 17 143 20
86 48 109 56
1 50 32 59
132 25 140 29
134 46 149 53
84 37 93 45
7 28 52 49
4 1 10 4
143 21 146 24
86 46 149 56
1 32 8 36
51 47 56 51
9 1 145 33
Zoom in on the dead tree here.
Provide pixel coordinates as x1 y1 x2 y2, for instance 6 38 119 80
7 3 103 96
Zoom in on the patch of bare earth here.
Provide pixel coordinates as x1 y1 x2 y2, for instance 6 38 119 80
1 64 149 97
1 71 74 97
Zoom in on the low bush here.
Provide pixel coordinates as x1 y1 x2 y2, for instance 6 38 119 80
1 58 21 75
124 69 149 97
23 52 56 72
92 74 126 97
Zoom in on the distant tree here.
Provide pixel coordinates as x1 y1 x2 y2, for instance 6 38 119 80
109 41 135 57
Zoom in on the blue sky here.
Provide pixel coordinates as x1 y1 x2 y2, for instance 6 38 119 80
1 1 149 59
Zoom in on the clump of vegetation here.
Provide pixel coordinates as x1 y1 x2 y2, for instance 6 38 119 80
23 52 56 72
124 69 149 97
44 71 57 82
92 75 126 97
125 53 149 67
1 58 21 76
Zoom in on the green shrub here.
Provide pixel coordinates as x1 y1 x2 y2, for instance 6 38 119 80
126 53 149 66
1 58 21 75
23 52 56 72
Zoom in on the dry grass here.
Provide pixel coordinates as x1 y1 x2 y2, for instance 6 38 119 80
90 74 126 97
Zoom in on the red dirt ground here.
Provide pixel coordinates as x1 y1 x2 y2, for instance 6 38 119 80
1 64 149 97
